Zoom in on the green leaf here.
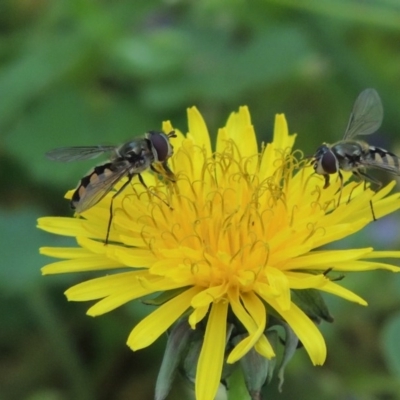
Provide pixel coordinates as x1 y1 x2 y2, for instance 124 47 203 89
228 366 251 400
4 87 151 187
381 311 400 377
0 32 88 130
291 289 334 323
0 208 74 293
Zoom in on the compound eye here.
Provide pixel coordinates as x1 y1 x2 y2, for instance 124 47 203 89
148 132 170 162
321 150 338 174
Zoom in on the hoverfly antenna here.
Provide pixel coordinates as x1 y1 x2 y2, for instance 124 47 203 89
303 154 315 165
167 130 177 138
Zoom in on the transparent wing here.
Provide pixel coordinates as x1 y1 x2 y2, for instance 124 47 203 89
75 162 132 213
343 88 384 140
358 158 400 175
46 145 116 162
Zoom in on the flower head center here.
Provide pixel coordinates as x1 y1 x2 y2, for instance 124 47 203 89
124 142 297 291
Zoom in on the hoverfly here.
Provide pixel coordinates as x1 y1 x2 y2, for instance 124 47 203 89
46 130 177 243
312 88 400 218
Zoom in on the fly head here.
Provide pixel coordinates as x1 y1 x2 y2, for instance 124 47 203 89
313 144 339 175
147 131 176 162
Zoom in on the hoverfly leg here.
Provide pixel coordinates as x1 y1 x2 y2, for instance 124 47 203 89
150 163 176 183
336 170 344 207
160 161 176 182
355 170 382 188
353 170 382 221
105 173 135 245
137 174 173 210
362 179 377 221
323 174 330 189
323 267 344 282
346 178 364 205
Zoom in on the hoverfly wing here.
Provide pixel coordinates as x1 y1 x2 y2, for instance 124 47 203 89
343 89 384 140
73 161 131 213
46 145 116 162
358 158 400 176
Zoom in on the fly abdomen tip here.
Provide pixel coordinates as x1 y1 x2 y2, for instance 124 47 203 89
70 191 80 210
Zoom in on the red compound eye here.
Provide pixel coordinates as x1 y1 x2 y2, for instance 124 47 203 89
148 132 171 162
321 150 338 174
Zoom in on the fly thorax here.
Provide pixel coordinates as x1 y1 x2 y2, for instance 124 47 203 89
116 141 154 170
126 152 152 171
332 141 363 158
313 144 338 175
331 141 363 171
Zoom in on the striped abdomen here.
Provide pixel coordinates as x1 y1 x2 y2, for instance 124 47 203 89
71 163 116 211
367 146 400 169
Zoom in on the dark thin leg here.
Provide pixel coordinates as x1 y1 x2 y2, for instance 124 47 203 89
323 174 330 189
323 267 344 282
138 173 151 190
337 171 343 207
138 173 172 209
161 161 176 182
105 173 134 244
355 170 382 187
353 170 381 221
150 164 158 174
347 179 363 204
150 163 176 182
362 179 377 221
105 173 173 244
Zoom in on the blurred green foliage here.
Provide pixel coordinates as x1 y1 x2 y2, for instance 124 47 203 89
2 0 400 399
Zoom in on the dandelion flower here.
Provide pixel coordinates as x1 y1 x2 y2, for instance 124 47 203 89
39 107 400 400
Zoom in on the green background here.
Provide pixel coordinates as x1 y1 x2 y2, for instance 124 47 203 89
2 0 400 399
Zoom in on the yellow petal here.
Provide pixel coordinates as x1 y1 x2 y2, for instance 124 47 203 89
273 114 296 150
196 301 228 400
112 248 157 267
285 272 328 289
40 247 94 259
228 291 274 363
66 271 151 301
320 281 367 305
188 305 210 328
127 286 201 350
225 106 258 162
333 261 400 272
266 297 326 365
85 278 185 316
265 267 291 310
285 248 373 270
38 217 91 237
364 251 400 259
191 284 228 308
41 256 122 274
187 107 212 156
162 120 186 151
216 127 229 154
